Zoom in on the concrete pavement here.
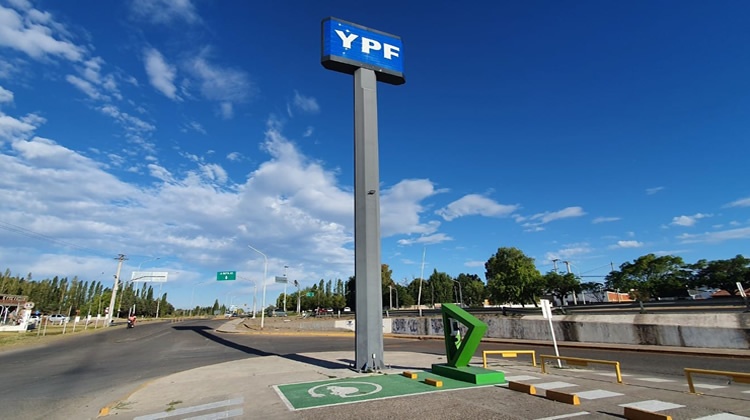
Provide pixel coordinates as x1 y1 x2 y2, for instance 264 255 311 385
99 319 750 420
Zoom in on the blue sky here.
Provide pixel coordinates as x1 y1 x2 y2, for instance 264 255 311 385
1 0 749 309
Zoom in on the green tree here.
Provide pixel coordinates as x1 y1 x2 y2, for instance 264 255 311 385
694 255 750 295
485 247 543 306
456 273 486 307
427 269 454 305
605 254 690 302
543 271 581 305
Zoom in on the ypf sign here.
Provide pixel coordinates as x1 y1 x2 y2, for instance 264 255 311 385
321 17 405 85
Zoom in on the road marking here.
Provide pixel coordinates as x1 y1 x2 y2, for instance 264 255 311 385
183 408 243 420
687 383 728 390
634 377 675 383
133 397 244 420
618 400 684 412
576 389 624 400
533 381 579 390
534 412 590 420
692 414 750 420
505 375 541 382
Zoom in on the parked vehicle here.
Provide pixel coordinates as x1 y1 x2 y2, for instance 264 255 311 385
47 314 68 325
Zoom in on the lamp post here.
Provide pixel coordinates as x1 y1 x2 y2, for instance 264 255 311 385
127 257 160 316
452 279 463 308
190 281 210 317
283 265 289 312
294 280 301 315
248 244 268 329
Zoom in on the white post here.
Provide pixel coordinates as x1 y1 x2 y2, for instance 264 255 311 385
248 245 268 329
106 254 126 326
541 299 562 368
417 247 426 317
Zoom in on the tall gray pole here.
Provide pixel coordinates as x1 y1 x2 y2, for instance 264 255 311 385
106 254 126 325
354 67 384 372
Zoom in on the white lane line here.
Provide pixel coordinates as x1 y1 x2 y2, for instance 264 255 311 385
184 408 244 420
692 414 750 420
133 397 244 420
618 400 684 411
534 412 590 420
576 389 624 400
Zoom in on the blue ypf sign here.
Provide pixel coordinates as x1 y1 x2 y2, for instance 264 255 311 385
321 17 405 85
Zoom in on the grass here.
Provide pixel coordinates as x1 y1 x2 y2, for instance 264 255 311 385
0 322 111 350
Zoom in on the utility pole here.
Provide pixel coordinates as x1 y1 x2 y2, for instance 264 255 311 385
563 261 577 305
107 254 127 326
552 258 560 273
294 280 301 315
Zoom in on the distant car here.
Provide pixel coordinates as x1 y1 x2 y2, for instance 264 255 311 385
28 314 41 324
343 307 351 313
47 314 68 324
272 310 288 317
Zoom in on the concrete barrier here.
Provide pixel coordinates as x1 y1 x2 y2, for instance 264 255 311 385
389 313 750 350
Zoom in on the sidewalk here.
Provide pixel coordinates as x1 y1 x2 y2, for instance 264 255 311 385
99 319 750 420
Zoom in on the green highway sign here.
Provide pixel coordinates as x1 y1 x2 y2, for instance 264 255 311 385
306 292 314 297
217 271 236 281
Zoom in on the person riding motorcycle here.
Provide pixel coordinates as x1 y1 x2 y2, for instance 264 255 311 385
127 314 137 327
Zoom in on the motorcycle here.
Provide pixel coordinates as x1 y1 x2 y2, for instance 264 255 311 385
127 317 136 328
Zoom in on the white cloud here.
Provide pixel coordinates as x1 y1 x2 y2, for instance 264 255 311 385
592 216 620 224
303 126 314 138
397 233 452 246
0 2 86 62
292 91 320 114
381 179 443 237
646 186 664 195
522 206 586 227
545 243 593 261
0 111 42 142
226 152 242 162
611 240 644 249
725 197 750 208
186 52 254 118
678 227 750 244
436 194 519 221
464 260 485 268
66 74 106 101
670 213 711 227
130 0 200 25
144 48 180 100
0 85 13 103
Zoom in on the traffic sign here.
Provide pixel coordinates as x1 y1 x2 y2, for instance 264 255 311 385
306 292 315 297
275 276 288 284
217 271 237 281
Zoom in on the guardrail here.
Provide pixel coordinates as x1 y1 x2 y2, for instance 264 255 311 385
483 350 537 367
540 355 623 384
684 368 750 394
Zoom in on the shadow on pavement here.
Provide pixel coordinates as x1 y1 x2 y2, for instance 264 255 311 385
172 325 353 371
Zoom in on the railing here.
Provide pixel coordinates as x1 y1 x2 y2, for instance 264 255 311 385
540 355 623 384
684 368 750 394
483 350 537 367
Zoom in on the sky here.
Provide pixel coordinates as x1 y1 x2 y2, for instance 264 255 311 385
1 0 749 310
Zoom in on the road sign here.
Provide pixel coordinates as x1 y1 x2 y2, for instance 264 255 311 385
275 276 288 284
306 292 315 297
217 271 236 281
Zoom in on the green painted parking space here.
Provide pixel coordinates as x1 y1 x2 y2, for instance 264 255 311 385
275 370 497 410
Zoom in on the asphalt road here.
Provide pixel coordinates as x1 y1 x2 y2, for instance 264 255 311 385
1 319 747 419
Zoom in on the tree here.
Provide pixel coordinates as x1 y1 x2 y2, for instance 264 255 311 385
605 254 690 302
543 271 581 306
694 255 750 295
427 269 454 305
581 282 606 302
456 273 486 307
485 247 543 306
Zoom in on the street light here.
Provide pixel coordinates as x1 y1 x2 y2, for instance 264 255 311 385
248 244 268 329
283 265 289 312
452 279 463 308
388 284 399 310
190 281 211 317
130 257 160 316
